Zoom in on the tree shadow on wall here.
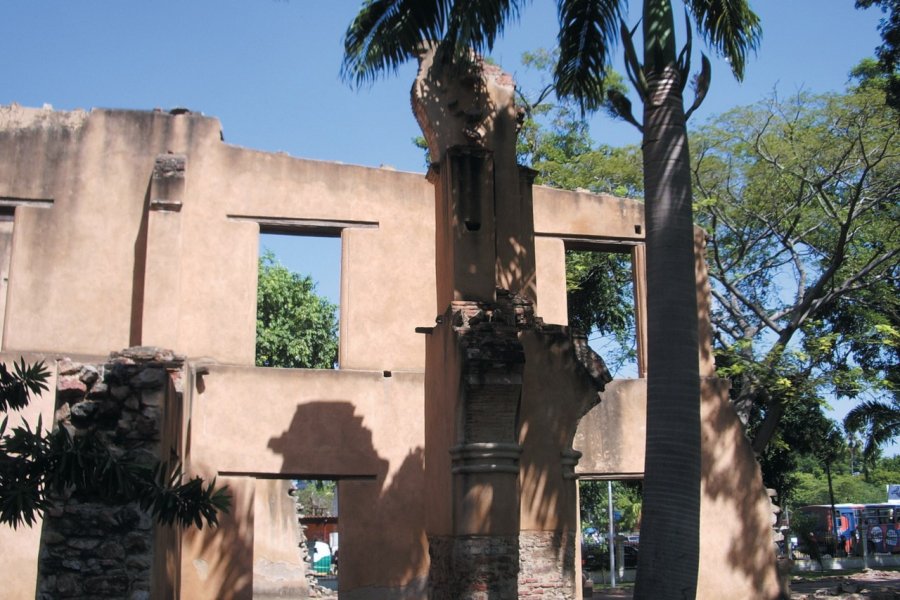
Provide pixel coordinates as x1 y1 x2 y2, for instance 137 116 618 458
268 401 427 599
182 480 255 600
699 378 782 598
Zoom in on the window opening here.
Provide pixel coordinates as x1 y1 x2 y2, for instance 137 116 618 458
256 233 340 369
565 247 638 378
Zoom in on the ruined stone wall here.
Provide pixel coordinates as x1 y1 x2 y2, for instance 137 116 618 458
36 348 182 600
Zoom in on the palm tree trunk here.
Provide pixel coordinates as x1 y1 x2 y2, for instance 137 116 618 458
633 3 702 594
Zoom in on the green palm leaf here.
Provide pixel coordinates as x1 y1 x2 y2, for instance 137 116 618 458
554 0 626 110
342 0 528 86
446 0 526 59
684 0 761 80
845 398 900 462
342 0 450 86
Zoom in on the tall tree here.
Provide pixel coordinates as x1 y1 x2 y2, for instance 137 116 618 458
342 2 760 597
692 78 900 454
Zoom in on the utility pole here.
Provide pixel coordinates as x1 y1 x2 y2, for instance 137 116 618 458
608 480 616 587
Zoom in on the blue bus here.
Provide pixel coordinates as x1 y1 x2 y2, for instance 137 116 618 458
798 504 864 555
800 503 900 555
860 504 900 554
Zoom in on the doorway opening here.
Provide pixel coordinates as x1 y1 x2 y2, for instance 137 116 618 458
580 478 643 587
292 479 339 592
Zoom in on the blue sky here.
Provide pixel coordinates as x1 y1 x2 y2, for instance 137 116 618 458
2 1 892 452
1 1 884 172
1 0 884 296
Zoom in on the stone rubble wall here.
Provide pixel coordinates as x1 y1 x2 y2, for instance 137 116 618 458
37 347 183 600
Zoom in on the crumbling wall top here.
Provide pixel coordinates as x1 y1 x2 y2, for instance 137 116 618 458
0 103 88 131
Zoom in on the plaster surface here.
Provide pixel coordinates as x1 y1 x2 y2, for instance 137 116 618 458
0 103 781 599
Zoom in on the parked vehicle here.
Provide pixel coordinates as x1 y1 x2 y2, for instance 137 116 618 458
860 504 900 554
798 503 900 556
797 504 863 556
582 543 638 570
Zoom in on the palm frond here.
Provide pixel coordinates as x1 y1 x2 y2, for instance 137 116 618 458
620 18 647 100
844 398 900 460
684 53 711 120
554 0 626 111
341 0 450 86
445 0 527 59
676 7 692 91
685 0 761 81
342 0 529 87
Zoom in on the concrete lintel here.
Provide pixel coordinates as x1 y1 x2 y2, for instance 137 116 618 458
0 196 53 208
451 464 521 475
218 471 376 481
543 235 644 250
228 215 379 236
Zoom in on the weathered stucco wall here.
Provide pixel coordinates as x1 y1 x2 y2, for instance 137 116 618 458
183 365 427 598
0 351 59 599
0 105 436 370
574 378 782 599
0 104 780 599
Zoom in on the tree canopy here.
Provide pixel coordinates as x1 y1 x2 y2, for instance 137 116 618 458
518 55 898 502
256 250 339 369
692 74 900 454
857 0 900 108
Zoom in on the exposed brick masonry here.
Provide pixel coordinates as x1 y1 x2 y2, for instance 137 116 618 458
518 531 577 599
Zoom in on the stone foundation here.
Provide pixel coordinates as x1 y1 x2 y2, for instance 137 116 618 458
428 532 578 599
518 531 577 599
428 534 519 600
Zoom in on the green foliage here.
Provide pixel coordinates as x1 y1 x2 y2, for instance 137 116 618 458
783 447 900 518
790 469 885 507
845 398 900 474
566 251 636 373
788 509 825 562
580 479 643 534
0 360 230 529
516 49 643 197
343 0 760 109
256 250 339 369
753 398 839 503
512 51 641 373
0 359 49 412
292 480 337 516
856 0 900 108
342 0 529 88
